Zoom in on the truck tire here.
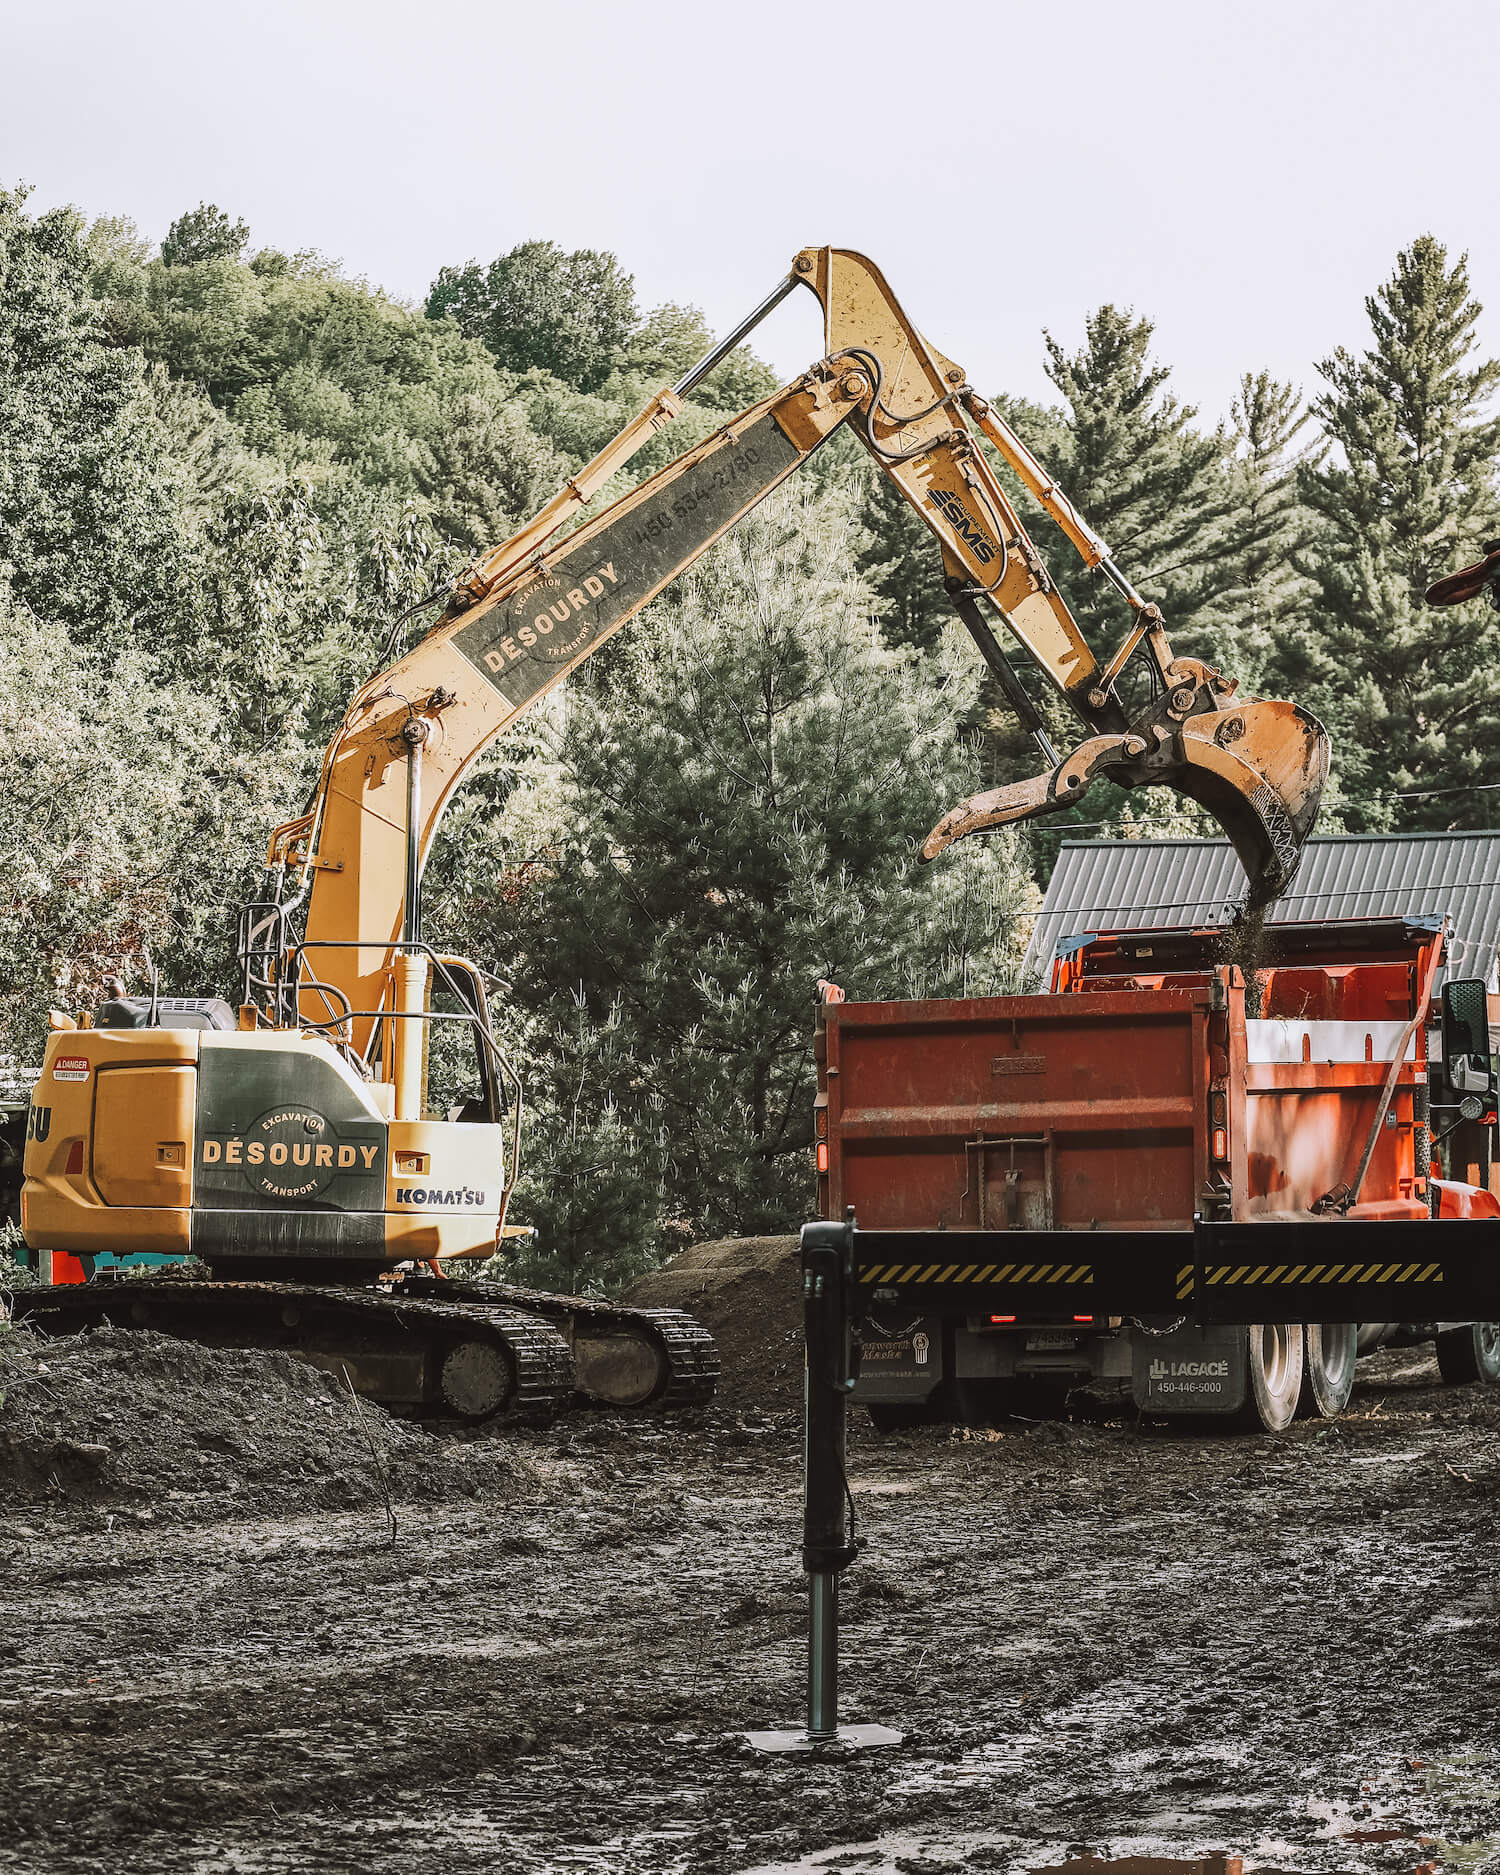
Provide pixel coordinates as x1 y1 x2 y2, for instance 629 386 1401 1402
1435 1323 1500 1386
1297 1322 1358 1419
1235 1323 1303 1432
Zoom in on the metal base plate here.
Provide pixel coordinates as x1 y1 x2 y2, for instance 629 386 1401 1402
743 1723 903 1754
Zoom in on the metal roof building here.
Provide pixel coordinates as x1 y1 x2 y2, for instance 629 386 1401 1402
1023 830 1500 988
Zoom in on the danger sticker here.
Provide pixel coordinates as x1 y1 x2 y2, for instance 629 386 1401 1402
52 1057 90 1082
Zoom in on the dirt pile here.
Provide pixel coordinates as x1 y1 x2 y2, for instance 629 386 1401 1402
0 1323 537 1523
625 1234 802 1409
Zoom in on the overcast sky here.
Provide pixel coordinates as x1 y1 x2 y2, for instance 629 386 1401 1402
8 0 1499 426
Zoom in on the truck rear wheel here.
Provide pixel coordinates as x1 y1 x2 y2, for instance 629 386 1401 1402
1297 1322 1357 1419
1435 1322 1500 1386
1236 1323 1303 1432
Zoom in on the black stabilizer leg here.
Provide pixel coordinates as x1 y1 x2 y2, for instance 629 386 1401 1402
744 1213 902 1754
802 1216 859 1739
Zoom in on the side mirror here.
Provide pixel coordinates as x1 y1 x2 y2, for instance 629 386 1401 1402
1440 978 1495 1107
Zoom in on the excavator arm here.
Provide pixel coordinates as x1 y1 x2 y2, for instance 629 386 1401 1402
790 248 1327 883
270 248 1329 1045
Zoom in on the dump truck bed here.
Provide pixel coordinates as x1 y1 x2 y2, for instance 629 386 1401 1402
816 917 1439 1239
815 990 1211 1237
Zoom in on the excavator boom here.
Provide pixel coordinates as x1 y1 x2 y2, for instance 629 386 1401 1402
275 247 1330 1042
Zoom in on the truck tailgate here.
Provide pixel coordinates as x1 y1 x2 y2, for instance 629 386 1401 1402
817 990 1211 1234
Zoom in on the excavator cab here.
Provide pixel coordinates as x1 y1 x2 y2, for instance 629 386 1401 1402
413 959 508 1127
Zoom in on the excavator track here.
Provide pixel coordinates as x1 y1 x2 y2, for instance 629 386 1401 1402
396 1277 720 1409
10 1281 575 1424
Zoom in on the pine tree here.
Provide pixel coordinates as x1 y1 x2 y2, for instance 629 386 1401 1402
984 310 1243 866
1039 305 1235 664
1218 372 1317 693
1283 236 1500 827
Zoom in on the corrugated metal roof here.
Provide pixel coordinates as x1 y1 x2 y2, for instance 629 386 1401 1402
1023 830 1500 988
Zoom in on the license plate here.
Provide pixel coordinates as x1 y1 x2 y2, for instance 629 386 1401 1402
1025 1330 1076 1351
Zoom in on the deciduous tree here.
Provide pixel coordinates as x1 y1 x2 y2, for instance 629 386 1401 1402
161 202 249 269
426 239 638 391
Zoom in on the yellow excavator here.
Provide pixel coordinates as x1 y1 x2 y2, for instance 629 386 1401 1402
17 248 1330 1420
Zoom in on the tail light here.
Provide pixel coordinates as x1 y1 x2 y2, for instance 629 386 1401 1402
1210 1085 1229 1161
1073 1315 1094 1324
65 1141 84 1175
989 1313 1016 1324
816 1142 829 1173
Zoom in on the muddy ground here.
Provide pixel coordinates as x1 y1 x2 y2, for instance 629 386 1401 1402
0 1316 1496 1874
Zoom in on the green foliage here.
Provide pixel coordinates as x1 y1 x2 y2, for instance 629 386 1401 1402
426 239 638 392
94 234 566 544
620 300 778 411
0 584 300 1056
1280 236 1500 827
484 487 1033 1263
1218 371 1318 690
1039 305 1236 663
0 189 195 643
505 1000 670 1294
161 202 249 269
0 1220 40 1289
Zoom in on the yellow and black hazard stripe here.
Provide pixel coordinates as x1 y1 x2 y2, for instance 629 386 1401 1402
859 1261 1094 1287
1175 1260 1443 1303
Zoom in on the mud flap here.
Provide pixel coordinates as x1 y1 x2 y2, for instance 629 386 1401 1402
853 1312 942 1405
1131 1323 1248 1415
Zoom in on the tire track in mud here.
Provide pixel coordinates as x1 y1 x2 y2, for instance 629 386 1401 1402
0 1355 1495 1874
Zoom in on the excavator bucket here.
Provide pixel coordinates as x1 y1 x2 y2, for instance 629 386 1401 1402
1165 699 1330 904
924 696 1330 910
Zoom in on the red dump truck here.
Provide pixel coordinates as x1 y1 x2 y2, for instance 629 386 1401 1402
814 915 1500 1432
